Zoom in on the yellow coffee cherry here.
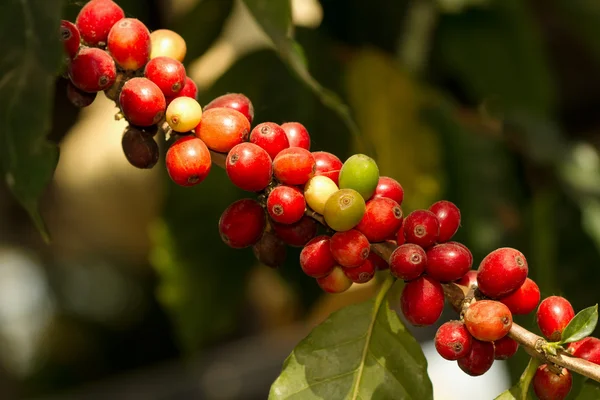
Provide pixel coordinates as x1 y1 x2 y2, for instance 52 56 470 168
166 97 202 133
150 29 187 62
304 175 339 215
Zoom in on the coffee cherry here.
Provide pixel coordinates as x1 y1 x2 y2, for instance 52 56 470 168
272 216 317 247
493 336 519 360
119 77 166 126
317 266 353 294
195 108 250 153
536 296 575 342
372 176 404 205
425 242 472 282
226 143 272 192
403 209 440 248
456 270 478 288
457 339 495 377
204 93 254 124
165 97 202 133
464 300 512 342
400 275 445 326
68 48 116 92
281 122 310 150
76 0 124 46
313 151 343 185
253 231 286 268
356 197 403 242
273 147 316 186
447 241 473 266
330 230 370 268
300 235 336 278
121 126 159 169
60 20 80 58
568 337 600 365
165 136 211 186
304 175 339 215
144 56 187 96
428 200 461 242
267 185 306 225
499 277 540 315
167 77 198 104
368 251 389 270
343 258 376 284
107 18 151 71
434 320 473 360
323 189 366 232
395 223 405 245
533 365 572 400
389 243 427 281
66 82 96 108
219 199 266 249
477 247 528 298
338 154 379 200
250 122 290 159
150 29 187 62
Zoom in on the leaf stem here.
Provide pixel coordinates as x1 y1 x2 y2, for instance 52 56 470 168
518 357 541 399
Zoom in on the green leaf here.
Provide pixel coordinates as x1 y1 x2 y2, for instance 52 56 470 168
0 0 63 241
269 277 433 400
494 357 539 400
559 304 598 345
576 380 600 400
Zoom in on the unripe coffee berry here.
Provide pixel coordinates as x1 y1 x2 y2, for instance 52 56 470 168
304 175 339 215
330 229 370 268
400 276 445 326
272 216 317 247
533 365 572 400
323 189 366 232
204 93 254 124
343 258 376 284
166 97 202 133
389 243 427 281
477 247 528 298
493 336 519 360
403 209 440 248
536 296 575 342
313 151 343 185
107 18 152 71
60 20 80 59
249 122 290 159
165 136 211 186
457 339 495 377
300 235 336 278
568 337 600 365
121 126 159 169
338 154 380 200
144 56 187 97
428 200 461 242
356 197 403 243
219 199 266 249
150 29 187 62
434 320 473 360
273 148 316 186
267 185 306 225
464 300 512 342
76 0 125 46
226 143 272 192
281 122 311 150
253 231 286 269
317 267 353 294
372 176 404 205
68 48 116 92
119 77 166 126
499 277 540 315
195 108 250 153
425 242 472 282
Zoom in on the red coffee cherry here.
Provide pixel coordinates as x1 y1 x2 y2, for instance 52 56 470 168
266 185 306 225
447 241 473 266
60 20 80 58
66 82 96 108
356 197 403 243
464 300 513 342
119 77 166 126
400 276 445 326
76 0 124 46
389 243 427 281
313 151 343 185
343 258 376 284
195 108 250 153
226 143 272 192
536 296 575 342
273 147 316 186
455 270 478 288
330 229 370 268
493 336 519 360
533 364 572 400
477 247 528 298
167 76 198 105
499 277 541 315
425 242 472 282
281 122 311 150
368 251 389 270
253 231 286 269
203 93 254 124
107 18 151 71
317 266 353 294
121 126 159 169
144 56 187 97
300 235 336 278
271 216 317 247
372 176 404 206
395 223 406 245
568 337 600 365
428 200 461 242
219 199 266 249
68 48 116 92
165 136 211 186
434 320 473 360
403 209 440 248
249 122 290 159
457 339 495 376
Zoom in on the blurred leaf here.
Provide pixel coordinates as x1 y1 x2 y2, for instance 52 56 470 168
436 0 490 14
269 278 433 399
0 0 63 241
553 0 600 62
577 380 600 400
494 357 539 400
559 305 598 344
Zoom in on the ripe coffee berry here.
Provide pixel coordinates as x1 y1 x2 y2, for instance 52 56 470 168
226 143 272 192
425 242 472 282
121 126 159 169
356 197 403 243
107 18 151 71
395 223 405 245
313 151 343 185
389 243 427 281
403 209 440 248
273 147 316 186
253 231 286 269
372 176 404 205
343 258 376 284
457 339 495 377
300 235 336 278
60 20 80 58
271 216 317 247
144 56 187 97
434 320 473 360
317 267 353 294
66 82 96 108
166 97 202 133
281 122 311 150
250 122 290 160
499 277 540 315
536 296 575 341
477 247 528 298
76 0 124 46
68 48 116 92
323 189 366 232
568 337 600 365
338 154 380 200
165 136 211 186
329 229 370 268
195 108 250 152
168 77 198 103
266 186 306 225
219 199 266 249
456 270 478 288
464 300 512 342
150 29 187 62
428 200 461 242
119 77 166 126
493 336 519 360
204 93 254 124
533 365 572 400
400 275 445 326
368 251 389 270
304 175 339 215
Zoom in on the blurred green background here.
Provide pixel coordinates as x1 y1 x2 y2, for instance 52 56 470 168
2 0 600 398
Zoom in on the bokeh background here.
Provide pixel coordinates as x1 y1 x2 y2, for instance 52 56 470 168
2 0 600 398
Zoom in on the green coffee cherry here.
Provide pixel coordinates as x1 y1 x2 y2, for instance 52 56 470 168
304 175 339 215
338 154 379 200
323 189 366 232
